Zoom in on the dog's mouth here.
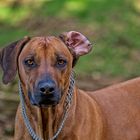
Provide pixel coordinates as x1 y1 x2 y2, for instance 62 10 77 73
28 91 61 107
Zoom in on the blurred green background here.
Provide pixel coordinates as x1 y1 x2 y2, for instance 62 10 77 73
0 0 140 139
0 0 140 80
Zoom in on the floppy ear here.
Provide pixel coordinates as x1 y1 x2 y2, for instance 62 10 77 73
0 37 30 84
59 31 92 66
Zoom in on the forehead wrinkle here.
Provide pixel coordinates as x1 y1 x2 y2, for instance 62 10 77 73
45 37 73 61
29 37 48 54
46 37 69 52
22 38 46 64
22 36 71 61
35 38 56 65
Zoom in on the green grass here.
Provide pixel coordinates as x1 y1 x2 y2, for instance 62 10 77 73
0 0 140 80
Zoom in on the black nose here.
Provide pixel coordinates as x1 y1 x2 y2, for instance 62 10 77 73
38 81 55 94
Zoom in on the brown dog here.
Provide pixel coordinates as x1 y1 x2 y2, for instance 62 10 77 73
0 31 140 140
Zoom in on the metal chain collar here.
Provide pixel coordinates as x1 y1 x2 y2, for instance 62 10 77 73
18 72 75 140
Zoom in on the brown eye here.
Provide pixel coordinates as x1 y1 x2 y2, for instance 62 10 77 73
57 59 65 65
24 59 36 68
56 59 67 68
27 60 34 65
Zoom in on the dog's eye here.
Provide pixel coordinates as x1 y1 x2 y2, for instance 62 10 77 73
24 59 36 67
56 59 67 67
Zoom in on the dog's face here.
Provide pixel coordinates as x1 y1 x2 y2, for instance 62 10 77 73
18 37 73 106
0 31 92 107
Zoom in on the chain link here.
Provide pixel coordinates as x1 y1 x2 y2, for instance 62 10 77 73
19 71 75 140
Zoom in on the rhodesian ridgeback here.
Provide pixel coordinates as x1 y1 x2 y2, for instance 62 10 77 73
0 31 140 140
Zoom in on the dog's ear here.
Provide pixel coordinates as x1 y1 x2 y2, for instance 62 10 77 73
0 37 30 84
59 31 92 66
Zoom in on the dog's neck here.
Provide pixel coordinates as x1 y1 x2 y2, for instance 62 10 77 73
20 83 77 140
39 87 77 140
40 101 65 139
20 82 105 140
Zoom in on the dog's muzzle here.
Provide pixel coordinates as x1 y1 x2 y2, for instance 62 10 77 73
28 91 61 107
28 80 61 107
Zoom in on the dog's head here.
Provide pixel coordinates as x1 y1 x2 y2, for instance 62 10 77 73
0 31 92 107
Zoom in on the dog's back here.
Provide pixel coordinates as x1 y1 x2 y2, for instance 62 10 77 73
88 77 140 140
